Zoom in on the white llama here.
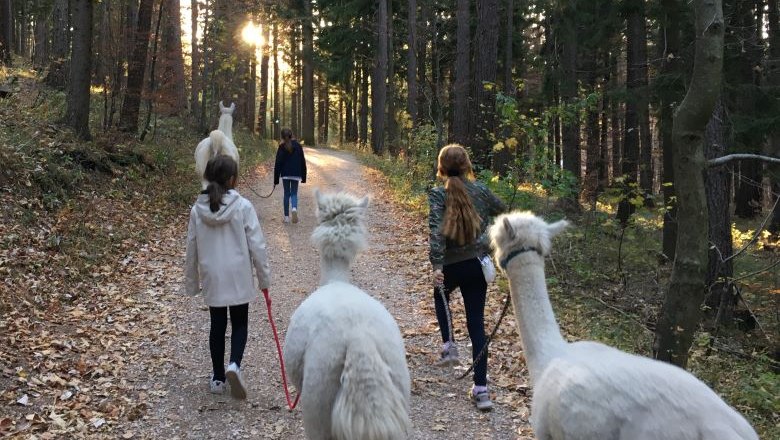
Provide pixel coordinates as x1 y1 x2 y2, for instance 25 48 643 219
488 212 758 440
194 101 239 189
283 190 411 440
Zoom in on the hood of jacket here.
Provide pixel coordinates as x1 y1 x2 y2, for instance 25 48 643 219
195 190 242 226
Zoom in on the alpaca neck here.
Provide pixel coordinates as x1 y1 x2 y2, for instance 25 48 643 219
320 255 352 285
218 114 233 141
506 256 566 383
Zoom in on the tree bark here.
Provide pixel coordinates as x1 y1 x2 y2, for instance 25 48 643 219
45 0 69 87
190 0 199 113
407 0 418 128
654 0 724 368
0 0 10 65
768 0 780 234
258 19 270 137
504 0 513 93
659 0 684 260
560 4 580 182
302 0 315 145
468 0 500 167
452 0 470 145
119 0 154 133
360 61 369 146
386 0 398 154
371 0 389 155
65 0 93 140
273 21 280 139
33 2 48 68
160 0 186 115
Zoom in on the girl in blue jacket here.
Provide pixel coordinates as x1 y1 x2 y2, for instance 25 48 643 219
273 128 307 223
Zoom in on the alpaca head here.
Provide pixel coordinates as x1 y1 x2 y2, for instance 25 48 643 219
311 189 370 265
219 101 236 115
489 211 569 269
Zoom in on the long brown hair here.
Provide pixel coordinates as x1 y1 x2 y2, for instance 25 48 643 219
437 144 481 245
281 127 294 153
204 155 238 213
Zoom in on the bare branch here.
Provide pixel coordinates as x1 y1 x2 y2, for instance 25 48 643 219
722 195 780 264
708 153 780 167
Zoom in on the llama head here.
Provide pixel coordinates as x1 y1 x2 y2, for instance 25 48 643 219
219 101 236 115
311 189 370 264
489 211 569 268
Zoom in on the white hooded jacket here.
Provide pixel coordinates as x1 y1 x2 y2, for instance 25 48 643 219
184 190 271 307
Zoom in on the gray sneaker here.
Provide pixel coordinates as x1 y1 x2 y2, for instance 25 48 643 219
436 343 460 366
470 388 494 411
226 362 247 400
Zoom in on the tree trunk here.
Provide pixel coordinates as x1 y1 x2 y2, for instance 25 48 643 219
345 69 354 142
0 0 10 65
45 0 69 87
703 100 736 326
584 70 601 204
371 0 389 155
160 0 186 115
386 0 398 154
416 1 429 124
119 0 154 133
302 0 315 145
65 0 93 140
560 5 580 183
407 0 418 128
258 19 269 137
360 62 369 146
190 0 199 113
654 0 724 368
468 0 500 167
633 0 653 197
769 0 780 234
272 22 280 139
291 24 299 135
659 0 684 260
452 0 470 145
504 0 513 93
33 3 48 68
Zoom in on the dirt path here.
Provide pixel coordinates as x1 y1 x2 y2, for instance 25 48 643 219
126 148 527 439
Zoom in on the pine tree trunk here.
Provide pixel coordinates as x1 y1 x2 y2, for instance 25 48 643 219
371 0 388 155
290 24 299 136
468 0 499 167
258 19 269 137
654 0 724 368
407 0 418 128
386 0 398 154
45 0 69 87
345 69 354 142
302 0 315 145
768 0 780 234
636 0 653 197
360 62 369 145
659 0 684 260
452 0 470 145
272 22 280 139
504 0 513 93
65 0 93 140
119 0 154 133
0 0 10 65
416 1 429 124
560 5 580 182
33 2 48 68
190 0 199 113
160 0 186 115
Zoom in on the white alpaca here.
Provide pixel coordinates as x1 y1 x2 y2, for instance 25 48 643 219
194 101 239 189
489 212 758 440
283 190 411 440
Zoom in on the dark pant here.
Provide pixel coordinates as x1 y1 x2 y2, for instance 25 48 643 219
209 303 249 382
434 258 488 386
282 179 299 216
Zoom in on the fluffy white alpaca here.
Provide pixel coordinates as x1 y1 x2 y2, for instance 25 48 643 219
489 212 758 440
194 102 238 189
283 190 411 440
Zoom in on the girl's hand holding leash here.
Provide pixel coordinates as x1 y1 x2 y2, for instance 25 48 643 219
433 269 444 285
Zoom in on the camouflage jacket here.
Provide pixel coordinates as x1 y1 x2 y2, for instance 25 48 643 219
428 180 506 270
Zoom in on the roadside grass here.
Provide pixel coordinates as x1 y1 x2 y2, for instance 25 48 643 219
340 143 779 438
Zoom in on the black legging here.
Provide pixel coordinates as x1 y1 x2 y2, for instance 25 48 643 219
433 258 488 386
209 303 249 382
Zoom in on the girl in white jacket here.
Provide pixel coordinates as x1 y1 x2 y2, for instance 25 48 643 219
185 155 271 400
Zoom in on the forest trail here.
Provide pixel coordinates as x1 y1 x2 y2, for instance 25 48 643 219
123 147 528 439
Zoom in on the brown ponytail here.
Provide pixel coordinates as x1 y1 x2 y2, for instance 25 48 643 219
281 127 294 153
437 144 481 245
203 155 238 213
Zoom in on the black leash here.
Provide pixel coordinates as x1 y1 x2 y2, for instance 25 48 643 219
242 176 276 199
436 282 514 380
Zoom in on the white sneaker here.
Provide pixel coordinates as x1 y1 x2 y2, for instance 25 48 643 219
291 208 299 224
225 362 247 400
209 378 225 394
283 216 290 223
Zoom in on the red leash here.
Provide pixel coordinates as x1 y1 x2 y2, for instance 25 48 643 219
261 288 301 410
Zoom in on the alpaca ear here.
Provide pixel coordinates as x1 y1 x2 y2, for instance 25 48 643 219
358 195 370 209
229 102 235 111
547 219 570 238
219 101 225 111
314 188 325 208
502 217 516 240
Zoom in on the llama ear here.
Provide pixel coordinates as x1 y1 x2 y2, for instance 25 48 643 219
502 217 516 240
358 195 369 209
229 102 236 111
219 101 225 111
314 188 324 207
547 219 570 238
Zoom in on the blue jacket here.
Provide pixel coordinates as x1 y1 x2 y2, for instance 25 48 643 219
273 140 307 185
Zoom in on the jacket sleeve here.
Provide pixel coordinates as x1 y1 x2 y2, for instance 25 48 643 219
244 202 271 290
300 145 307 183
428 188 446 271
273 146 283 185
184 208 200 296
